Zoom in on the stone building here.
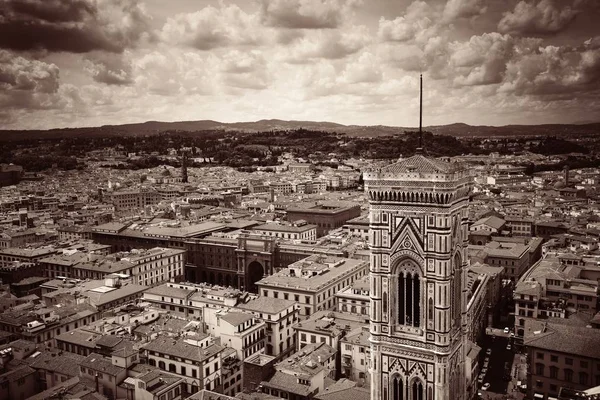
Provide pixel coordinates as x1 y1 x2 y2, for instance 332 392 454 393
364 154 472 400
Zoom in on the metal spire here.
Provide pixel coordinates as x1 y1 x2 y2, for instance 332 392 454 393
417 74 423 154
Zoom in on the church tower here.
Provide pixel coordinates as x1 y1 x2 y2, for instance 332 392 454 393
365 77 472 400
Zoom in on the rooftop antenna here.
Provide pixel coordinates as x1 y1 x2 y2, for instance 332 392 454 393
417 73 423 154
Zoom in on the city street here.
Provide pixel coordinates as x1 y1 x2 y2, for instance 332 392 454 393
478 330 527 400
480 336 513 394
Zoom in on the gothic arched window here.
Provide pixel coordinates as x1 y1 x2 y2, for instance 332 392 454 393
412 379 424 400
392 375 403 400
395 260 422 327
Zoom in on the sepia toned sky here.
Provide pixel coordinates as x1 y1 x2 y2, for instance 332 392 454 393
1 0 599 129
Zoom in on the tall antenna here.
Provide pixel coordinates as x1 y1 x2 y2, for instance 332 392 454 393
418 73 423 151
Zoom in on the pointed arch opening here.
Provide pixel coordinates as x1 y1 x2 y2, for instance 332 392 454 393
393 259 422 328
391 375 403 400
411 379 424 400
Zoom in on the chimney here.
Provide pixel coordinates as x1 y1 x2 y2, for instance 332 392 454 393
95 372 99 393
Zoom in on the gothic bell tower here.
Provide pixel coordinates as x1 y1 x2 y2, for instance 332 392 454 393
364 76 472 400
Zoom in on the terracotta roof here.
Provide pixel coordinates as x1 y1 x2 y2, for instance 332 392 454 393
220 311 254 327
524 319 600 359
315 378 370 400
262 371 313 396
141 336 223 363
237 297 296 315
80 353 125 376
381 155 458 174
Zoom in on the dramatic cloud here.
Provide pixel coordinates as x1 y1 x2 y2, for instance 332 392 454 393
498 0 579 36
0 0 151 53
1 0 600 129
285 27 370 62
0 50 60 109
161 5 263 50
450 33 515 86
443 0 487 21
259 0 357 29
378 1 437 44
85 52 133 85
221 50 270 90
500 37 600 96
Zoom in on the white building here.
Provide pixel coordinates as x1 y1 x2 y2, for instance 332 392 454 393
142 332 225 395
237 297 299 359
203 309 266 360
257 255 368 318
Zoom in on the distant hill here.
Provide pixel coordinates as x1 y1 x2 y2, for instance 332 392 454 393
1 119 599 141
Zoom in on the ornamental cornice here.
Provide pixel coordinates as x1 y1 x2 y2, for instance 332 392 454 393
382 346 435 361
371 334 452 355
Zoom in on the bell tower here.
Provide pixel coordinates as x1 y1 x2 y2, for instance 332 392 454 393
365 76 472 400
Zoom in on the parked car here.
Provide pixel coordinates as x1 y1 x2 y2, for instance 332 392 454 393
506 344 512 351
482 383 491 391
486 349 492 356
504 327 510 334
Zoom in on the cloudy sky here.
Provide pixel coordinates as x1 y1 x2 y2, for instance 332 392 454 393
1 0 599 130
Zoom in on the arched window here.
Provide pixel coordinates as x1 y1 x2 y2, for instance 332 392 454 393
392 375 403 400
169 363 176 373
148 358 156 367
396 261 422 327
412 379 424 400
158 361 165 370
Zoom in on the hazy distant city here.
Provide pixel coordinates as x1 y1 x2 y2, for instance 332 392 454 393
1 1 600 400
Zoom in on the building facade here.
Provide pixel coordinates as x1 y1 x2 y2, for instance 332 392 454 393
364 154 472 400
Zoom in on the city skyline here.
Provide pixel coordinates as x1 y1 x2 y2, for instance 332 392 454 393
1 0 600 130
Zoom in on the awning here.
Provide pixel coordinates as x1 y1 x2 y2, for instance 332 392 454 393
548 397 558 400
534 393 544 399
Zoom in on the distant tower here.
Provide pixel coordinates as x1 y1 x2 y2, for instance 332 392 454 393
563 165 569 187
181 149 189 183
366 76 472 400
